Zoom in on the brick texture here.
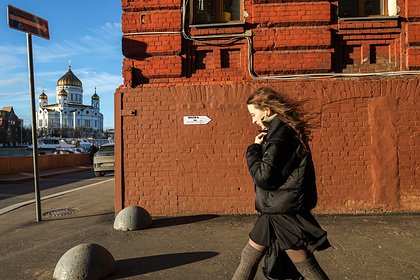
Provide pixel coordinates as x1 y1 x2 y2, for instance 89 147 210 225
408 24 420 45
408 0 420 18
408 48 420 69
253 27 331 50
116 0 420 215
335 18 405 72
115 78 420 216
253 50 331 74
122 10 181 33
250 3 331 25
120 0 420 82
121 0 181 10
122 34 182 58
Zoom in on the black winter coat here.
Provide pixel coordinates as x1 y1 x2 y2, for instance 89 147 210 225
246 116 317 214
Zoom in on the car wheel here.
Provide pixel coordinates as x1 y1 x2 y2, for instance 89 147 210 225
95 171 104 177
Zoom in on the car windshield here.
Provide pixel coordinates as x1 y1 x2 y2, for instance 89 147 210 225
95 145 114 156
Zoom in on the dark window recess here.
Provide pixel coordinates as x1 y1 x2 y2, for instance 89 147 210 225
221 49 230 68
370 45 377 64
191 0 241 25
195 50 210 69
339 0 384 17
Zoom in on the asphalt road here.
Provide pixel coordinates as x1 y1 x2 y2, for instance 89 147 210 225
0 170 112 210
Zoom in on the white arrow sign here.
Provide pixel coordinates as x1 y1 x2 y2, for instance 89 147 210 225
183 116 211 125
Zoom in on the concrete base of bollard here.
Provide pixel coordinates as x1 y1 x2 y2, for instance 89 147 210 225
53 243 115 280
113 205 152 231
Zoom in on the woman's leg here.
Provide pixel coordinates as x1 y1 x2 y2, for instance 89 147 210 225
285 248 308 263
232 239 266 280
286 249 329 280
249 238 266 252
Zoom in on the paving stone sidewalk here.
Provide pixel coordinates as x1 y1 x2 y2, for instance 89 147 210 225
0 177 418 279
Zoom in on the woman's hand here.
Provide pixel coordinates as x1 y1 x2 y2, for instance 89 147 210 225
254 132 267 145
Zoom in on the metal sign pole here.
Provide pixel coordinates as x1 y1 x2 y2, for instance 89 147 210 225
26 33 42 222
8 5 49 222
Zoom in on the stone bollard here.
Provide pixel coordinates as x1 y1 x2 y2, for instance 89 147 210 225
113 205 152 231
53 243 115 280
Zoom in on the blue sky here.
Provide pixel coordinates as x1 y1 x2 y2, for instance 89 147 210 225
0 0 123 129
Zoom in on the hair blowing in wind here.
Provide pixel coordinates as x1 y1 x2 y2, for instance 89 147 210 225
246 87 312 152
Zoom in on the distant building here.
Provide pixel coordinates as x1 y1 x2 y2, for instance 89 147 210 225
37 66 103 136
0 106 22 147
103 128 114 140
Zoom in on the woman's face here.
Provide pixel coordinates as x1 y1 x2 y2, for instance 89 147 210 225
247 104 267 130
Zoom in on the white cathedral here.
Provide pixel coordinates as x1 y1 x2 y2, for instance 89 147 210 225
37 66 103 135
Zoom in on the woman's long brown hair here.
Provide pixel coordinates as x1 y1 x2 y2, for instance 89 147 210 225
247 86 312 152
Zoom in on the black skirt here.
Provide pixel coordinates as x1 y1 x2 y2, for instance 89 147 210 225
249 211 330 252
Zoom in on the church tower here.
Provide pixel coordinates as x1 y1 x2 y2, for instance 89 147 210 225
56 66 83 104
38 89 48 107
91 88 100 110
58 89 68 106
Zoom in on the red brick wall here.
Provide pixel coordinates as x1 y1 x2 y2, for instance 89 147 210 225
115 77 420 215
116 0 420 215
121 0 420 84
406 0 420 69
408 22 420 69
407 0 420 18
335 19 404 72
250 2 331 24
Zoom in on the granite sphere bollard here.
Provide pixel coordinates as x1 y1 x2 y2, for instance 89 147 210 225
113 205 152 231
53 243 115 280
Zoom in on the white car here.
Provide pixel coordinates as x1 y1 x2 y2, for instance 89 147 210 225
93 143 114 177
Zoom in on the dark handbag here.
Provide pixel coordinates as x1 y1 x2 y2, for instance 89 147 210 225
262 240 303 280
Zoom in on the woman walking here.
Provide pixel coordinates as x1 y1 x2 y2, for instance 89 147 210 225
232 87 330 280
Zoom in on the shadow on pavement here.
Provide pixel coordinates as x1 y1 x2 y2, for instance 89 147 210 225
108 251 219 279
0 169 94 196
151 214 220 229
42 211 115 222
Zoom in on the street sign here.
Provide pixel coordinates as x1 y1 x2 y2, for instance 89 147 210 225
183 116 212 125
7 5 50 40
7 5 51 222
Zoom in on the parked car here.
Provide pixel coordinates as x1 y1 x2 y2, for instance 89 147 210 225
93 143 114 177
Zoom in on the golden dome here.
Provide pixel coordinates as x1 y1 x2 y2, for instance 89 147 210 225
58 89 68 96
39 90 48 100
57 67 82 87
91 88 99 100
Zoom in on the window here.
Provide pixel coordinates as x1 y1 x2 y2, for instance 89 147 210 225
338 0 396 17
190 0 242 25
